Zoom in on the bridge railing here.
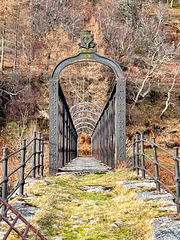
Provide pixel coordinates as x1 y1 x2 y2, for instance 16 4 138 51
132 133 180 215
49 79 78 175
0 131 44 208
91 85 116 168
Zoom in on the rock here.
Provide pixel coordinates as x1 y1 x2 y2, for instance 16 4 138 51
157 206 177 211
57 213 63 217
75 220 85 224
0 232 5 238
85 233 91 236
53 224 59 228
80 204 88 207
72 200 79 203
71 215 79 218
73 225 79 228
90 219 98 223
152 227 180 240
114 220 123 225
77 185 112 192
152 216 180 229
112 223 118 228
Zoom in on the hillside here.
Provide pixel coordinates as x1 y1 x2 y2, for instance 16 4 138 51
0 0 180 156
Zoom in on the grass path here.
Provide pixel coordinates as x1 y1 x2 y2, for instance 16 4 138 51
10 169 170 240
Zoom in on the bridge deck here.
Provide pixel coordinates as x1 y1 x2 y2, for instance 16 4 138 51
58 157 112 174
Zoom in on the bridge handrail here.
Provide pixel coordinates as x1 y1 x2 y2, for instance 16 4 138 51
91 83 116 136
132 133 180 215
0 131 44 205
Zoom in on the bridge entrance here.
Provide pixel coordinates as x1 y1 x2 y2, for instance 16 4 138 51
49 30 126 175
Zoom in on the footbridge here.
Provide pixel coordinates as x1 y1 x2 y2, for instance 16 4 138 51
49 30 126 175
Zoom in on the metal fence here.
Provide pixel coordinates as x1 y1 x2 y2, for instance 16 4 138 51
0 197 47 239
132 133 180 215
0 131 44 208
91 85 116 168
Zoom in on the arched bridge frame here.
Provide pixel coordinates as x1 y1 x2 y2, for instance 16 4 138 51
49 30 126 174
70 102 103 113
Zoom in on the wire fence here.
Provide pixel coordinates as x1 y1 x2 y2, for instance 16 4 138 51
0 131 44 211
132 133 180 215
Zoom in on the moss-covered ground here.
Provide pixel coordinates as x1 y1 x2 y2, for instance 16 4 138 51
4 169 174 240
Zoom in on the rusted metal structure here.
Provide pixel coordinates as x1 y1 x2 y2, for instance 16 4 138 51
49 30 126 174
0 197 47 240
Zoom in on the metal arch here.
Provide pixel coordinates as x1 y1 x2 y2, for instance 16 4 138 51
75 122 95 129
77 130 92 135
70 102 103 112
51 52 124 79
73 117 97 124
76 126 93 132
72 110 100 118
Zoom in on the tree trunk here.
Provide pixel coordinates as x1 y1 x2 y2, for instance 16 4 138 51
170 0 174 8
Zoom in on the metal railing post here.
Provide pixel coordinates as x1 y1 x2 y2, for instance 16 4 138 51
174 147 180 215
40 137 44 177
19 139 26 196
2 147 8 212
140 133 145 179
132 137 135 170
37 132 41 176
135 134 140 175
32 131 36 178
152 137 160 192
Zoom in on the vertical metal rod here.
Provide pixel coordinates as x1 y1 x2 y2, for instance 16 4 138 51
2 147 8 213
135 134 140 175
174 147 180 215
37 132 41 176
132 137 135 171
32 131 36 178
40 137 44 177
152 137 160 192
19 139 26 196
62 104 65 166
140 133 145 179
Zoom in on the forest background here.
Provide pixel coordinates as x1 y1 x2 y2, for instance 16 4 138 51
0 0 180 159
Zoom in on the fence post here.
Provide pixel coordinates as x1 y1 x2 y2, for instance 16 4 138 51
140 133 145 179
135 134 140 175
32 131 36 178
152 137 160 192
37 132 41 176
40 137 44 177
2 147 8 212
132 137 135 171
174 147 180 216
19 139 26 196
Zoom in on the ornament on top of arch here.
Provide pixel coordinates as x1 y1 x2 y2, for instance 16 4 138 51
79 30 97 53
